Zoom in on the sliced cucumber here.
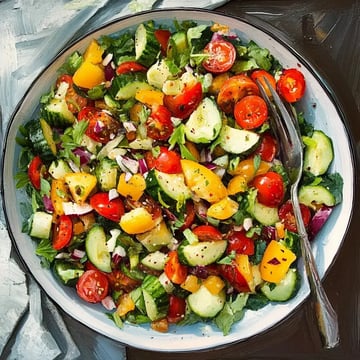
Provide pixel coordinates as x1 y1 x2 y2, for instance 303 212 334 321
30 211 53 239
184 97 222 143
41 98 75 128
48 159 72 180
167 31 188 63
154 170 192 202
95 157 118 191
188 285 226 318
260 268 299 301
141 251 168 271
178 239 227 266
298 184 336 210
85 225 111 273
53 260 84 286
247 191 279 226
219 125 260 154
147 59 173 89
135 23 160 67
303 130 333 176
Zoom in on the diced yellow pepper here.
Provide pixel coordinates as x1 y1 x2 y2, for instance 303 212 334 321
260 240 297 284
227 158 271 181
64 172 97 204
207 196 239 220
275 221 285 239
181 159 227 203
116 293 135 317
117 173 146 201
227 175 247 195
50 178 69 217
235 254 255 293
73 61 105 89
83 39 104 64
180 274 201 293
203 275 225 295
120 207 157 235
135 89 164 106
184 141 201 162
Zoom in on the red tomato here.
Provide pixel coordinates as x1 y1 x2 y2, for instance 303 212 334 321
52 215 73 250
154 29 171 55
146 104 174 141
89 192 125 222
106 269 140 293
28 155 44 190
234 95 268 129
164 81 203 119
178 201 196 231
167 295 186 323
202 40 236 73
277 68 306 103
250 70 276 97
254 132 278 162
78 107 121 143
153 146 182 174
164 251 188 284
278 200 312 233
115 61 147 75
219 263 251 293
125 194 162 220
76 269 109 303
251 171 285 207
192 225 222 242
227 230 255 255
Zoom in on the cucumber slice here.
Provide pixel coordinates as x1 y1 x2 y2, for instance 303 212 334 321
135 23 160 67
48 159 72 180
147 59 173 89
178 240 227 266
303 130 333 176
188 285 226 318
247 190 279 226
167 31 188 61
184 97 222 143
260 268 299 301
154 170 192 202
30 211 53 239
85 225 112 273
298 184 336 210
141 251 168 271
95 157 118 191
219 125 260 154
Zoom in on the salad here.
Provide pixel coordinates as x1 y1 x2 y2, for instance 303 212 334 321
16 19 343 335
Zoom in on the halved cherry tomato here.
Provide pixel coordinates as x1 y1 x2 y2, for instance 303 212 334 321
146 104 174 141
276 68 306 103
227 230 255 255
125 194 162 220
164 250 188 284
154 29 171 55
179 201 196 231
78 106 121 143
250 70 276 97
76 269 109 303
254 132 278 162
28 155 44 190
115 61 147 75
192 225 223 242
167 294 186 323
278 200 312 233
219 262 251 293
234 95 268 129
106 269 141 293
202 40 236 73
52 214 73 250
251 171 285 207
217 74 259 114
89 192 125 222
164 81 203 119
154 146 182 174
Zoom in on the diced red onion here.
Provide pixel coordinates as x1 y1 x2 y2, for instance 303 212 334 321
102 53 113 67
43 195 54 212
194 200 209 219
94 120 105 134
101 296 116 311
116 155 139 174
72 249 86 259
104 63 115 81
200 148 212 163
184 64 193 73
211 32 224 42
138 157 148 175
67 160 80 173
73 147 92 165
62 202 93 215
55 252 70 259
213 166 226 179
262 225 276 241
308 206 333 240
108 188 119 201
243 217 253 231
123 121 137 133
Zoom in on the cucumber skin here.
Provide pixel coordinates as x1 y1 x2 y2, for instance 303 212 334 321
298 185 335 210
135 23 160 67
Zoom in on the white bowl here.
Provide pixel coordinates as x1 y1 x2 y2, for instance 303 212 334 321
1 8 355 352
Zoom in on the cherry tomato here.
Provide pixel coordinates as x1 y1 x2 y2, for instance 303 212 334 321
192 225 223 242
167 295 186 323
78 107 121 143
178 201 196 231
234 95 268 129
202 40 236 73
146 104 174 141
125 194 162 220
251 171 285 207
164 81 203 119
254 132 278 162
164 250 188 284
28 155 44 190
276 68 306 103
278 200 312 233
106 269 141 293
153 146 182 174
250 70 276 97
52 215 73 250
115 61 147 75
217 74 259 114
89 192 125 222
226 230 255 255
154 29 171 55
76 269 109 303
219 262 251 293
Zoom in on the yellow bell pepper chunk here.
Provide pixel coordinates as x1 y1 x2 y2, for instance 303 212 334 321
64 172 97 204
117 173 146 201
180 274 201 293
203 275 225 295
116 293 135 317
235 254 255 293
260 240 297 284
181 159 227 203
227 158 271 181
50 178 69 216
119 207 157 235
73 61 105 89
83 39 104 64
227 175 247 195
207 196 239 220
135 89 164 106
